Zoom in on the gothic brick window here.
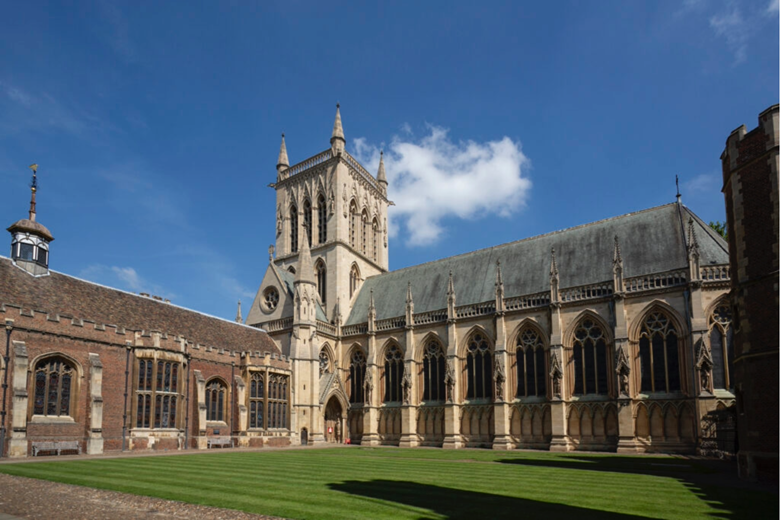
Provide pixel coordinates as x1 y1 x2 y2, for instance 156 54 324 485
33 356 75 418
422 340 446 402
639 311 681 394
290 205 299 253
317 194 327 243
465 333 493 400
516 328 546 398
349 200 358 248
372 218 378 262
572 319 608 396
709 304 734 390
319 348 332 376
268 374 289 429
206 379 227 422
316 259 327 304
303 199 312 246
383 344 404 403
349 263 361 299
349 348 366 404
249 372 264 429
136 359 179 429
361 209 368 255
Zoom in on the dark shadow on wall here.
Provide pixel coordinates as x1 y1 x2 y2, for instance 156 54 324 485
328 479 646 520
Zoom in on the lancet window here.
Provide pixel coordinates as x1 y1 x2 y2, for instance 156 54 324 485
316 259 327 304
383 344 404 403
349 264 361 298
709 304 734 390
422 340 446 402
639 311 681 394
465 333 492 400
249 372 264 429
303 199 312 246
572 319 608 396
33 356 75 418
361 209 368 255
135 358 179 429
372 218 378 262
349 200 358 248
290 205 299 253
516 328 546 398
206 379 227 422
349 349 366 404
317 194 327 243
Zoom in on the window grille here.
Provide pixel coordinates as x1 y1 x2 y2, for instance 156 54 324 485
135 359 179 428
422 341 446 402
709 305 734 390
466 333 492 399
249 372 264 429
267 374 289 429
639 312 681 393
383 345 404 402
317 194 327 243
290 205 298 253
303 200 312 246
206 380 227 422
349 349 366 404
316 260 327 304
33 357 75 417
516 328 546 398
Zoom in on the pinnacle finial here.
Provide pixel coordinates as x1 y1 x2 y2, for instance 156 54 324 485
550 248 559 277
277 133 289 169
294 224 315 284
495 259 503 286
331 103 345 145
377 149 387 185
687 218 699 253
613 235 623 265
28 163 39 221
235 300 243 323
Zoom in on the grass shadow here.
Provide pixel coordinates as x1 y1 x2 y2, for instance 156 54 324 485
329 479 647 520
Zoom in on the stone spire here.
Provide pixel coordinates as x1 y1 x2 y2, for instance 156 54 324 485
368 289 377 334
377 150 388 190
446 271 457 320
235 300 243 323
330 103 345 154
405 281 414 327
687 218 701 281
613 235 624 294
550 248 560 303
294 225 315 285
277 133 289 174
495 259 505 314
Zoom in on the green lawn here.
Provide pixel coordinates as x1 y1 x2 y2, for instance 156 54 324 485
0 447 775 519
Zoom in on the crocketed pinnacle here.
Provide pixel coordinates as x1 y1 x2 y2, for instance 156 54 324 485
294 227 315 285
235 300 243 323
277 133 289 169
377 150 387 184
331 103 345 143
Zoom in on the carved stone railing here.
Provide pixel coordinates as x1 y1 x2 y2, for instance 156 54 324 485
504 292 551 311
701 264 730 283
264 317 293 332
316 320 337 336
456 301 496 319
342 323 368 336
560 282 613 303
376 316 406 331
343 151 381 191
625 269 687 293
282 149 333 178
413 309 448 325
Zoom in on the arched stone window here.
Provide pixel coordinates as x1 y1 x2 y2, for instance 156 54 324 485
317 194 327 243
639 311 681 394
361 209 369 255
422 340 446 402
303 199 312 246
709 304 734 390
349 200 358 248
349 349 366 404
33 356 76 418
290 205 299 253
135 358 180 428
572 318 608 395
316 259 327 304
268 374 289 429
465 332 492 400
383 344 404 403
319 348 332 376
249 372 264 428
516 327 546 398
349 264 361 298
372 218 379 262
206 379 227 422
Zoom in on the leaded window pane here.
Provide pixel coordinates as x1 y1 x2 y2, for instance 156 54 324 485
535 349 546 397
573 344 584 395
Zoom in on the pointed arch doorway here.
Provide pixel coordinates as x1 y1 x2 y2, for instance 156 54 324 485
324 396 344 443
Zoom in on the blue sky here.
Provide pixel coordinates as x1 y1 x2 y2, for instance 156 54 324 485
1 1 777 321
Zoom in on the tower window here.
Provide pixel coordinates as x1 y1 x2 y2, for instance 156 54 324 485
19 242 34 261
290 205 298 253
316 260 327 304
303 200 312 246
36 247 48 267
317 194 327 243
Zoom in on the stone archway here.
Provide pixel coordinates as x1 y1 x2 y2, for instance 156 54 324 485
324 396 344 443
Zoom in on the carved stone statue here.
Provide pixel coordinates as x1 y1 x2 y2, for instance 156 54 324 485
615 345 631 397
549 351 563 399
364 369 373 405
276 205 283 236
493 357 506 402
444 360 455 403
696 338 713 394
402 372 412 405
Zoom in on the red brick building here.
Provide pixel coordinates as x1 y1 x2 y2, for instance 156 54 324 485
721 104 779 481
1 185 292 457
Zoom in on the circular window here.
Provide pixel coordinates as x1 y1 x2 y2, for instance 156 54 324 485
262 287 280 312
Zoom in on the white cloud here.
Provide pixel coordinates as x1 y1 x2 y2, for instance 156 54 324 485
79 264 175 299
684 173 721 194
709 7 748 64
353 125 531 246
768 0 779 14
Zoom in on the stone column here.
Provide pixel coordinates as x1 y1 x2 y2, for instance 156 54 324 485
8 341 29 458
193 370 207 449
492 306 512 449
86 353 104 455
443 320 463 449
234 374 248 446
362 333 380 446
548 302 570 452
399 324 418 447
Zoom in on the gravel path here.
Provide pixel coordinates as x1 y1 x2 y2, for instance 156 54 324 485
0 473 284 520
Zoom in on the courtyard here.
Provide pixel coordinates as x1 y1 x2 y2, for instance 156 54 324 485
0 447 775 519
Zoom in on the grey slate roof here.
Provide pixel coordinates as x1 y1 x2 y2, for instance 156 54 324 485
345 203 728 325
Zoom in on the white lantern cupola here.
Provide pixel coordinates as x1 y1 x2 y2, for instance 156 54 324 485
7 164 54 276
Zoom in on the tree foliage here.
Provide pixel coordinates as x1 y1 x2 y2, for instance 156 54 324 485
709 221 727 240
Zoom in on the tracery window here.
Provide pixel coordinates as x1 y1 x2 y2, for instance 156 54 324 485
465 333 492 400
349 264 361 298
383 344 404 403
317 194 327 243
516 328 547 398
316 259 327 304
290 205 299 253
639 311 681 394
249 372 264 429
136 359 179 429
319 348 332 376
361 209 368 255
422 340 446 402
709 304 734 390
206 379 227 422
349 200 358 248
268 374 289 429
349 349 366 404
303 199 312 246
33 356 75 418
372 218 378 262
572 319 608 395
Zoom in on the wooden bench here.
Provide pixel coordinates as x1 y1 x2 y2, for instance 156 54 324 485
31 440 81 457
207 436 233 449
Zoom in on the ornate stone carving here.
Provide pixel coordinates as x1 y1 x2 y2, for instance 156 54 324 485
364 369 373 405
276 204 283 236
401 371 412 405
493 357 506 402
549 351 563 399
696 337 713 394
342 184 348 218
444 360 455 403
615 345 630 397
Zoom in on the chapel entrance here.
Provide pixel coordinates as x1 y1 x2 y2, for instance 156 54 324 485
324 397 343 443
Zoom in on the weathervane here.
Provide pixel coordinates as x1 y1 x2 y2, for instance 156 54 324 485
675 175 681 203
28 163 39 220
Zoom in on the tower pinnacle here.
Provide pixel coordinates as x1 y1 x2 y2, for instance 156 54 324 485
294 225 315 285
277 133 289 173
377 150 387 188
330 103 345 154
